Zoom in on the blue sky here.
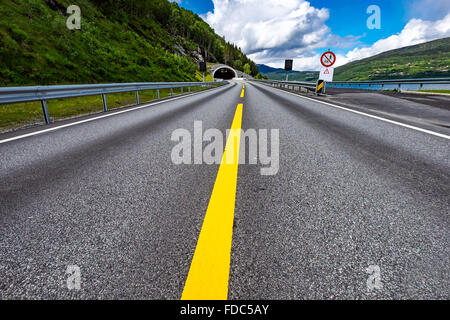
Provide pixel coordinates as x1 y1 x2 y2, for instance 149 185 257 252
175 0 213 14
175 0 450 70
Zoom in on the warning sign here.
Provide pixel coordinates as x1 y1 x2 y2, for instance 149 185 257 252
319 67 334 82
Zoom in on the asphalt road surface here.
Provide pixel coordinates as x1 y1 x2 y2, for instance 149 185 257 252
0 81 449 299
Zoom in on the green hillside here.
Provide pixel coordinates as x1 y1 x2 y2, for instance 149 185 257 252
335 37 450 81
0 0 258 86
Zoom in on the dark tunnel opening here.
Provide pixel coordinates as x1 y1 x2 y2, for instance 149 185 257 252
213 67 237 80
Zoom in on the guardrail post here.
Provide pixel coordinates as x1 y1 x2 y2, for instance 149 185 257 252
157 89 160 100
188 87 191 93
170 88 173 96
136 91 140 104
181 87 183 94
102 94 108 112
40 100 50 124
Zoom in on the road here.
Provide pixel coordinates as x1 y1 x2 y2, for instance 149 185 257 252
0 81 449 299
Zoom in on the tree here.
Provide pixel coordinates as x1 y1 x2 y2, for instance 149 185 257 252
243 63 251 75
233 60 243 71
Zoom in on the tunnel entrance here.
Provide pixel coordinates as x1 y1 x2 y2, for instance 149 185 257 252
213 67 237 80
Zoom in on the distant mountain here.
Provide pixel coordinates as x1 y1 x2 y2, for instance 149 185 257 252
257 64 281 73
257 64 319 81
335 37 450 81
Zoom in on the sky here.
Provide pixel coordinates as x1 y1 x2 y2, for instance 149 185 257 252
174 0 450 71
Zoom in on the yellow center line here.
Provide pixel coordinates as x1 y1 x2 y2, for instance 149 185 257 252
240 83 245 98
181 103 243 300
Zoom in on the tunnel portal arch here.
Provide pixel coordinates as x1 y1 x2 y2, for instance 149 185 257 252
212 66 238 80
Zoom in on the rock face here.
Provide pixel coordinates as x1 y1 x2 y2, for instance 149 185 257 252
173 44 186 57
174 43 206 65
189 47 204 64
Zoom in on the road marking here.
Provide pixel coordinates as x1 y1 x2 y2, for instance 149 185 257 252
181 103 243 300
0 84 231 145
240 89 245 98
254 82 450 140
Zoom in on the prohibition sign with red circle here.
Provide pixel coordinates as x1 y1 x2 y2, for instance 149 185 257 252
321 51 336 68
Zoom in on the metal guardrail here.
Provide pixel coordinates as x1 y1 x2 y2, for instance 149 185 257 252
251 79 317 93
327 77 450 91
0 81 224 124
252 77 450 94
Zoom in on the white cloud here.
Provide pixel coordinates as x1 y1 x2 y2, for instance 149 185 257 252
204 0 335 55
204 0 450 71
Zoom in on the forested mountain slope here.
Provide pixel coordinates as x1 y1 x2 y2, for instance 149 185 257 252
0 0 258 85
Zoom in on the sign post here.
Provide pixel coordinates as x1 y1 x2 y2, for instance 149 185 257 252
317 50 336 94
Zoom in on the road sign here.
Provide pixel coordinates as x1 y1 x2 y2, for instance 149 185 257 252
199 62 207 72
284 59 293 71
199 62 207 82
320 51 336 68
319 66 334 82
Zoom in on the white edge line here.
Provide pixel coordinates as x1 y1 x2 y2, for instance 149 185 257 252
0 84 231 145
253 82 450 140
